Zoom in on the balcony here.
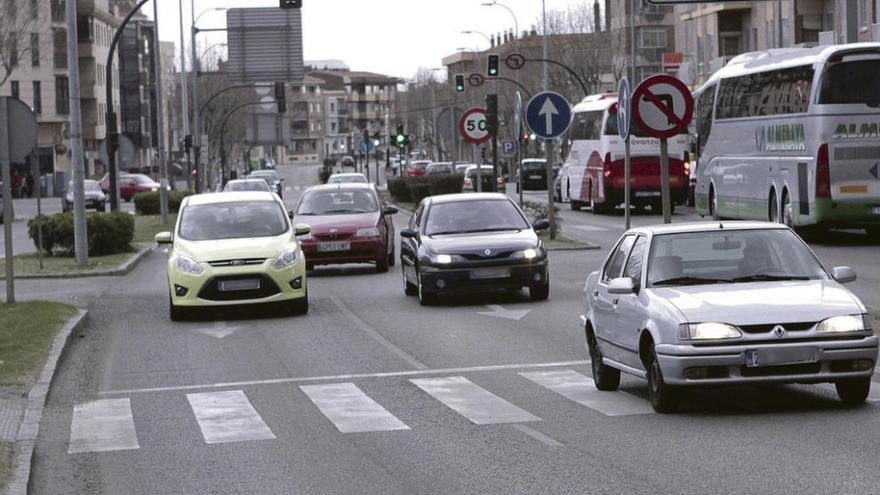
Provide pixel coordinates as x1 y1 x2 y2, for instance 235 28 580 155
347 93 393 103
289 110 309 121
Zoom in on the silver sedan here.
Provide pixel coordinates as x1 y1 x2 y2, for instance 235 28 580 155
581 221 877 413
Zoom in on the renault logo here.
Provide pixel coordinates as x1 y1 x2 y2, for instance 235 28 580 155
773 325 786 338
330 228 338 233
484 249 492 256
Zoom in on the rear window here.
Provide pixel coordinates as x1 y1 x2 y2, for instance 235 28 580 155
297 189 378 215
818 58 880 107
522 161 546 170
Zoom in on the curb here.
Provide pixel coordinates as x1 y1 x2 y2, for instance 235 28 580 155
2 244 155 280
4 309 88 495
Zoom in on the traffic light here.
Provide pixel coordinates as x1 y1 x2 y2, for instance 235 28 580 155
487 54 499 77
395 123 407 149
279 0 302 8
274 82 286 113
485 94 498 137
454 74 465 93
372 132 381 147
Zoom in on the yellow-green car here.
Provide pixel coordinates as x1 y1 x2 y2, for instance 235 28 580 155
155 191 311 320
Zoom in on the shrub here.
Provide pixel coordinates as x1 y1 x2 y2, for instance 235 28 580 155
28 211 134 256
134 191 191 215
387 178 410 202
387 175 463 204
426 175 463 196
408 184 431 204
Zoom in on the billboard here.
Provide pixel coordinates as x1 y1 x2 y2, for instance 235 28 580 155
245 113 290 146
227 8 305 84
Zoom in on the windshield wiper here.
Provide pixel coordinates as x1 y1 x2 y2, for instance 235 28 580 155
428 231 465 236
652 276 733 286
732 274 811 282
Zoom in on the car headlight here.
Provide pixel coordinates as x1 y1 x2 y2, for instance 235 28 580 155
356 227 380 237
171 253 203 275
679 322 742 340
272 247 298 269
512 247 544 261
817 315 866 333
428 253 464 265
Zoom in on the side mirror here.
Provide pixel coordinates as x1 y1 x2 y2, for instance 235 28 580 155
279 178 285 182
154 231 173 244
607 277 635 295
294 223 311 236
831 266 857 284
532 219 551 232
400 227 417 239
383 206 398 215
288 210 295 219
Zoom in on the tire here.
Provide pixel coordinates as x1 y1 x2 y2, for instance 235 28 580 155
98 202 106 212
781 191 793 227
570 200 582 211
769 190 779 223
417 270 436 306
376 253 389 273
529 283 549 301
647 346 678 413
388 243 396 267
403 264 417 296
587 328 620 391
709 186 720 220
835 377 871 405
289 292 309 316
866 226 880 241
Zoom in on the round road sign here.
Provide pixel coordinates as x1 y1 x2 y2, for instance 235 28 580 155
505 53 525 71
525 91 572 140
468 73 485 88
459 107 491 144
617 77 632 141
631 74 694 139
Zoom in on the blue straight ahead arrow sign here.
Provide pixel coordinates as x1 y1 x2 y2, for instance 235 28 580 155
526 91 572 140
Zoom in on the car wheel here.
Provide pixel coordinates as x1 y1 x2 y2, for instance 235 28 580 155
781 190 793 227
403 263 417 296
98 202 106 212
835 377 871 405
866 226 880 241
169 295 187 321
289 291 309 316
587 328 620 391
388 244 396 267
417 270 436 306
709 186 720 220
570 200 581 211
647 346 678 413
769 190 779 223
376 253 389 273
529 283 549 301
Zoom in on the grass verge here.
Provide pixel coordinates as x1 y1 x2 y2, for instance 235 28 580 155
539 232 599 250
1 248 145 277
0 301 77 387
134 213 177 244
379 190 415 213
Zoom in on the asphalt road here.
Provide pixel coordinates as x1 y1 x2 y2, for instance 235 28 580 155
27 165 880 495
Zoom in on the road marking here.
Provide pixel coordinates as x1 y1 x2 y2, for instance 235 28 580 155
68 398 140 454
477 304 531 321
285 186 292 191
99 360 591 396
571 224 607 232
300 383 410 433
512 424 563 448
519 369 654 416
192 321 241 339
411 376 540 425
186 390 276 444
328 295 428 370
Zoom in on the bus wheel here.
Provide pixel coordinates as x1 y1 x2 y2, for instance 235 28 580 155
865 227 880 241
769 190 779 223
709 187 720 220
781 190 793 227
570 200 582 211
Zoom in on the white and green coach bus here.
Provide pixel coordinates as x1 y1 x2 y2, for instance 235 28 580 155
693 43 880 237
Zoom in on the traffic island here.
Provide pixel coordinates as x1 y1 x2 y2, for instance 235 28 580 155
0 243 152 279
0 303 85 494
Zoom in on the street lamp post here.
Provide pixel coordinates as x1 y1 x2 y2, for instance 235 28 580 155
192 6 227 193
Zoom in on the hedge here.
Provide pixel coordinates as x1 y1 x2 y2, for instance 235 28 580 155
28 211 135 256
318 167 331 184
387 175 463 204
133 191 191 215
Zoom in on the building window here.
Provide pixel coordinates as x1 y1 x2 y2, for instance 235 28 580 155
54 29 67 68
55 76 69 115
8 36 18 67
30 0 38 19
330 102 335 112
77 16 94 42
31 33 40 67
640 28 667 48
11 81 19 100
32 81 42 114
51 0 64 22
858 0 869 27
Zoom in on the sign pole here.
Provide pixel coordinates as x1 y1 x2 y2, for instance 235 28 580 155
546 139 556 240
475 144 482 192
517 142 523 207
34 146 43 270
0 99 14 303
660 138 671 224
624 136 632 230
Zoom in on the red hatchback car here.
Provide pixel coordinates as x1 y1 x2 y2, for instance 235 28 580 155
294 184 397 272
101 173 162 201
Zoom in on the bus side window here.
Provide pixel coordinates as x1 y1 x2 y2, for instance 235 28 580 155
696 84 716 160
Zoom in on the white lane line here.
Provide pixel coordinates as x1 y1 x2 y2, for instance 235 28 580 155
300 383 410 433
411 376 540 425
68 398 140 454
187 390 276 444
571 224 607 232
512 424 564 448
328 295 428 370
520 369 654 416
99 360 591 396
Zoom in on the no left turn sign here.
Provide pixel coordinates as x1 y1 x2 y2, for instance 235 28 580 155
631 74 693 140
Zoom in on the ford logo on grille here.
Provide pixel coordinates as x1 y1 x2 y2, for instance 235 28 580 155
773 325 786 338
231 259 246 266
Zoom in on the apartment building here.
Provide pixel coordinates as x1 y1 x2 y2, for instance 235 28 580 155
607 0 679 83
287 75 325 164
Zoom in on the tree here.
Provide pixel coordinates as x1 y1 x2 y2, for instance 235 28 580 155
0 0 42 88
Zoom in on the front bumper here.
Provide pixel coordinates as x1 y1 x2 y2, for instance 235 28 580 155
168 257 307 307
419 259 548 293
654 335 879 386
301 238 385 266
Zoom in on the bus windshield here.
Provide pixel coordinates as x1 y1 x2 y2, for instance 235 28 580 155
818 58 880 107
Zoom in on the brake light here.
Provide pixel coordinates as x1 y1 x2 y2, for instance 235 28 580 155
683 152 690 175
816 143 831 198
464 178 472 186
603 152 612 178
497 177 504 185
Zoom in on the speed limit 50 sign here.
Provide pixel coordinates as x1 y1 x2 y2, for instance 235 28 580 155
459 107 491 144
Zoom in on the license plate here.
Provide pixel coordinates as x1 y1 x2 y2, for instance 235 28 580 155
744 347 817 368
635 191 661 197
872 206 880 215
218 279 261 292
529 175 542 179
470 267 510 280
317 242 351 252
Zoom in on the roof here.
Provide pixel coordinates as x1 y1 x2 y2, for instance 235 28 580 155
629 221 790 236
185 191 279 206
305 183 377 192
572 93 617 113
429 193 509 204
329 173 367 177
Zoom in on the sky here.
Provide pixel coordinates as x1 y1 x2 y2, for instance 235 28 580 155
150 0 583 81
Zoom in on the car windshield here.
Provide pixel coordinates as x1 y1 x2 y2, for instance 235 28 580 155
328 175 367 183
465 167 493 178
131 175 153 184
251 172 279 181
411 162 428 171
71 181 102 192
425 199 529 235
427 165 454 174
818 58 880 107
225 181 269 192
178 201 288 241
522 161 546 171
647 229 828 287
297 189 378 215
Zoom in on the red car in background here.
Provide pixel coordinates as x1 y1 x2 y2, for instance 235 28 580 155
100 173 162 201
294 184 397 272
405 160 431 177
